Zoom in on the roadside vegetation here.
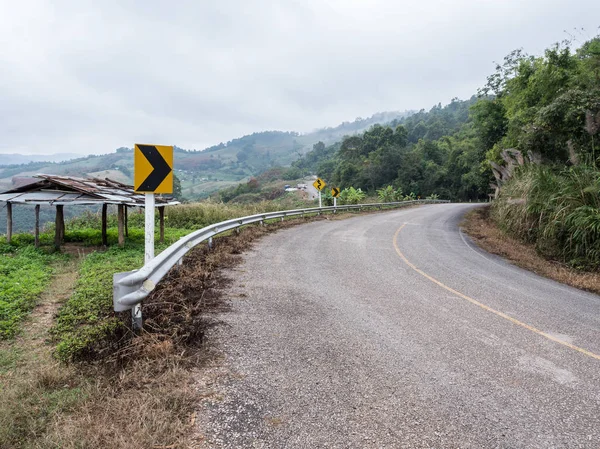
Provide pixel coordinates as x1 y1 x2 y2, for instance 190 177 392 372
483 36 600 271
0 201 354 448
492 165 600 270
463 207 600 294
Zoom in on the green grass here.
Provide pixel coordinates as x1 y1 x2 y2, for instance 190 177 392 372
50 245 144 362
0 243 63 339
49 225 189 362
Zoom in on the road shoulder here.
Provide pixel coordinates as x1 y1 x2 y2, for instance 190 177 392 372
461 205 600 295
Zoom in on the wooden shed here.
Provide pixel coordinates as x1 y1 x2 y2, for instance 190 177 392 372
0 175 179 249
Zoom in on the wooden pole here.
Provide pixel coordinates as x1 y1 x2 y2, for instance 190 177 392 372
6 202 12 244
34 205 40 248
159 206 165 244
117 204 125 247
101 204 108 246
124 205 129 238
55 205 64 249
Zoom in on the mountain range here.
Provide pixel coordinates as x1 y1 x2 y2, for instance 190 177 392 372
0 111 412 199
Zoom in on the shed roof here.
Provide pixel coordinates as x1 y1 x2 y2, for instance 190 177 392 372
0 175 180 207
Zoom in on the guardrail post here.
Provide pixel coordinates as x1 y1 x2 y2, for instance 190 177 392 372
208 236 213 249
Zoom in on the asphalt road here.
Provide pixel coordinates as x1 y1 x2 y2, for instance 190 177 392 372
198 204 600 448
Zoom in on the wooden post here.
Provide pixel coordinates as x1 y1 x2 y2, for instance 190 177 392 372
158 206 165 244
34 205 40 248
101 204 108 246
55 205 64 249
117 204 125 247
6 202 12 244
124 205 129 237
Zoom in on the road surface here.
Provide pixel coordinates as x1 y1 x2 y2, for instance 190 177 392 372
198 204 600 448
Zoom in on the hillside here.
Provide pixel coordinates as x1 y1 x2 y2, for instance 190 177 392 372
0 153 81 166
0 110 412 199
289 96 490 201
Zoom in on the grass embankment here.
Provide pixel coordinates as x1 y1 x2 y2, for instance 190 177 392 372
491 164 600 270
463 206 600 295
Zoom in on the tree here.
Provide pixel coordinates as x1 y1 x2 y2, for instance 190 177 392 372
173 174 183 201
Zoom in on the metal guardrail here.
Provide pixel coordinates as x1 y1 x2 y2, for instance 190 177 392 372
113 200 449 318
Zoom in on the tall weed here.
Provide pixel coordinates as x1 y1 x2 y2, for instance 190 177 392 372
492 164 600 269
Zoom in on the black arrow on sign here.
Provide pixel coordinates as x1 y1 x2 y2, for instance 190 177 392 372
137 145 172 191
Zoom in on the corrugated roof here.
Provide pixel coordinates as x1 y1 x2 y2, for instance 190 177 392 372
0 175 180 207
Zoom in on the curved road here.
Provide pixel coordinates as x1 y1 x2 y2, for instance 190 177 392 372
198 204 600 448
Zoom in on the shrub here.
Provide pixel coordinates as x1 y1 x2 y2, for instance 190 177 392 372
492 164 600 269
340 187 366 204
376 185 403 202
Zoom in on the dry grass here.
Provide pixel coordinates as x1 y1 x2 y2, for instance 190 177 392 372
462 206 600 295
42 355 199 449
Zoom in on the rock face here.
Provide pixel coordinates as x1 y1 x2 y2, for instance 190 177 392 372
490 148 541 198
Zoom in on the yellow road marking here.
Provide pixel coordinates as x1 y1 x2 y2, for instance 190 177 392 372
393 224 600 361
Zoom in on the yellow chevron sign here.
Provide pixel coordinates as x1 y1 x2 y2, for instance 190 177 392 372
134 144 173 193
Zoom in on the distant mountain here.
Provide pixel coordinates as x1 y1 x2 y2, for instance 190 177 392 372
0 110 413 199
0 153 81 166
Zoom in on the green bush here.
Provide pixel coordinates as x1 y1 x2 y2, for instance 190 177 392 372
339 187 366 205
376 185 403 202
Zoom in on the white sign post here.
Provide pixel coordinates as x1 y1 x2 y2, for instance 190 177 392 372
144 193 155 263
131 192 155 330
319 190 322 208
130 144 174 331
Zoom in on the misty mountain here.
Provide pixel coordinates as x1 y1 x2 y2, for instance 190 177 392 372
0 153 81 166
0 110 413 199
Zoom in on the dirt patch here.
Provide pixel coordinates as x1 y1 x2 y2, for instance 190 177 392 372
462 206 600 295
16 258 80 354
0 256 83 447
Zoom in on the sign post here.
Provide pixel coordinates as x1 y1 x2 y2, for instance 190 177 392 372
313 178 326 208
331 187 340 208
133 144 174 331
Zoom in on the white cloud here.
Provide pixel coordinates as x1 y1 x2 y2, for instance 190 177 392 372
0 0 598 155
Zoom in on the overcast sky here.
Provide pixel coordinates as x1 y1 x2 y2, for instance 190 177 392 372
1 0 598 156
